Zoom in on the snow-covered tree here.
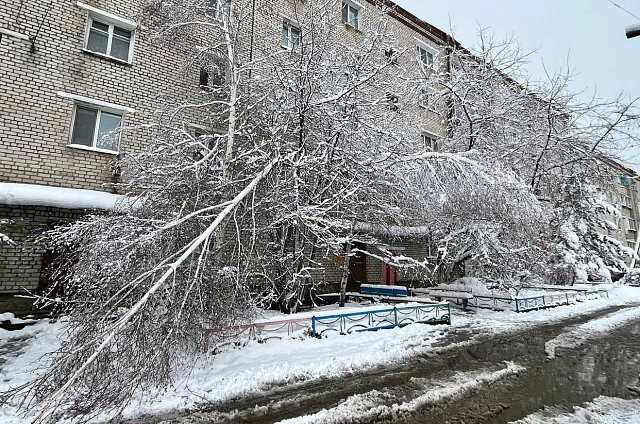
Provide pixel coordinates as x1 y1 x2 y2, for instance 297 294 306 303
417 29 640 284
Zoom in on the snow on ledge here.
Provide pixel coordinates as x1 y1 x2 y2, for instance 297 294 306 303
0 183 123 211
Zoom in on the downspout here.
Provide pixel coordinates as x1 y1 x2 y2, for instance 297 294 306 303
248 0 256 79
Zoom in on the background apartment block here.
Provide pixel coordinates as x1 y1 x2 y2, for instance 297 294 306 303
601 160 640 258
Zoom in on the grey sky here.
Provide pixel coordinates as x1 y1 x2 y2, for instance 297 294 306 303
394 0 640 170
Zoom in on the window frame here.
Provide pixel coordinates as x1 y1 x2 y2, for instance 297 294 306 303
80 5 137 64
419 87 440 113
281 20 301 50
68 104 124 155
341 0 363 30
629 217 637 231
199 56 228 88
415 39 438 70
189 124 227 161
421 132 439 152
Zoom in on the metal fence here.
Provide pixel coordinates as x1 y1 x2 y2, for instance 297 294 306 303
311 303 451 337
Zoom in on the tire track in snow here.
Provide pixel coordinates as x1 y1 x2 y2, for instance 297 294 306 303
545 306 640 359
274 361 525 424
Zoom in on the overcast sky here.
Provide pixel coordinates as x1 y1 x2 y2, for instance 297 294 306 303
394 0 640 170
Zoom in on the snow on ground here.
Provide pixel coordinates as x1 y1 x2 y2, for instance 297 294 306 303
275 361 524 424
1 285 640 423
545 305 640 358
0 319 65 424
510 395 640 423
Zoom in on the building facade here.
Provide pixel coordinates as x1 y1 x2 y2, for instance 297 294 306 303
1 0 454 312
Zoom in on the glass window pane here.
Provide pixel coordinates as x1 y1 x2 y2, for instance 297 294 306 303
113 26 131 39
72 107 98 147
291 27 300 48
348 7 358 28
87 27 108 54
110 35 131 61
342 3 348 23
199 68 209 86
282 24 289 47
96 112 122 151
91 20 109 32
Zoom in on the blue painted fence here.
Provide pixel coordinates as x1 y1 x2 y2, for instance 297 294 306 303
311 303 451 337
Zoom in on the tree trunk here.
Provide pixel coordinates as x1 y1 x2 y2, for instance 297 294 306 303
339 243 352 307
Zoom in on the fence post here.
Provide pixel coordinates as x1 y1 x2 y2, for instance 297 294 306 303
312 316 316 338
394 307 398 327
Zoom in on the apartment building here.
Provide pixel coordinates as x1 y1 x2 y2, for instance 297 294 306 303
600 159 640 261
0 0 453 311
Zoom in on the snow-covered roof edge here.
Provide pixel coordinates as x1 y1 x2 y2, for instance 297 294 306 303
0 183 124 211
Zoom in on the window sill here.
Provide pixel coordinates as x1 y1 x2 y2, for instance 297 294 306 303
82 48 132 66
0 27 29 41
342 22 362 33
67 144 119 156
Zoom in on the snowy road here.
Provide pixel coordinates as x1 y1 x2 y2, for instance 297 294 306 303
121 303 640 424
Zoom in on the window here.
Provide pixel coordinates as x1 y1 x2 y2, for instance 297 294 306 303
621 175 630 187
421 132 438 152
342 1 361 30
282 21 301 49
70 105 122 153
386 92 400 111
621 194 633 208
419 87 438 112
84 17 134 62
192 130 209 161
629 218 637 231
384 48 398 64
628 241 636 249
416 42 437 69
208 0 231 21
199 57 227 87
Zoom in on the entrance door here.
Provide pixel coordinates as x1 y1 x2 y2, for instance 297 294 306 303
37 249 66 302
381 251 396 286
347 242 367 292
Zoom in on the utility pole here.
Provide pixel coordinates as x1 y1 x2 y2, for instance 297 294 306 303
627 23 640 38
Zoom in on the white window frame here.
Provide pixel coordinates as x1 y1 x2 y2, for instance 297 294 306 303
621 194 633 208
58 92 133 155
78 2 137 64
421 132 439 152
281 20 301 50
415 38 438 70
342 0 363 30
630 217 637 231
419 86 440 113
627 240 636 249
